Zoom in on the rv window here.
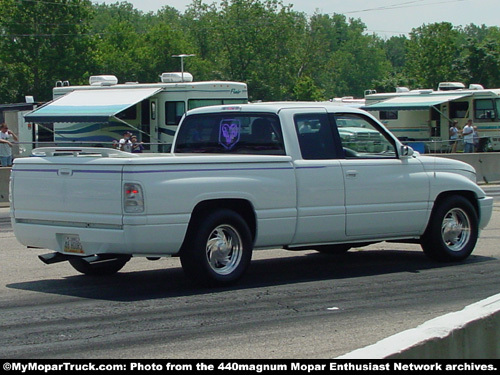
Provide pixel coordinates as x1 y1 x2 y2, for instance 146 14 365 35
188 99 223 110
380 111 398 120
188 99 247 111
165 101 185 125
151 102 156 120
474 99 496 120
450 101 469 118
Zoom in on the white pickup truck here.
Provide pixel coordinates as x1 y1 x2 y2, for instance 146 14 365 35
11 103 493 286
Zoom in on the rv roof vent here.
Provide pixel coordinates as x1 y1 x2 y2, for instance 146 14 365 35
417 89 433 94
396 87 410 93
438 82 465 91
469 84 484 90
160 72 193 83
89 75 118 86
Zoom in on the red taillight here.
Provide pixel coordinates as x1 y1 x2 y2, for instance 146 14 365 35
124 183 144 213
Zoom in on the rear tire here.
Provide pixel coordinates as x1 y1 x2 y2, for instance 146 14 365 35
69 256 130 276
180 209 253 286
421 195 478 262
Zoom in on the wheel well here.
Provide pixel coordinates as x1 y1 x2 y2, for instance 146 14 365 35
189 199 257 241
433 191 479 217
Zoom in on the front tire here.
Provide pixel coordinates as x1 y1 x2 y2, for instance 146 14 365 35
180 209 253 286
421 195 478 262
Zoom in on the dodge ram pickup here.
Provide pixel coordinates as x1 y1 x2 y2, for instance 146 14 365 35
10 102 494 286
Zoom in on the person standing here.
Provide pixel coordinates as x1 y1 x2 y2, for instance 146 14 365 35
462 119 475 153
131 135 144 153
0 123 18 167
473 126 480 152
449 121 459 153
119 131 133 152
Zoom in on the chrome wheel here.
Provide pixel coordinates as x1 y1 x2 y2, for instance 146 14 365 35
421 195 478 262
180 209 253 286
206 224 243 276
441 208 471 252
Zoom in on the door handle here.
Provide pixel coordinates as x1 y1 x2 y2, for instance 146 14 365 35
346 170 358 178
58 168 73 176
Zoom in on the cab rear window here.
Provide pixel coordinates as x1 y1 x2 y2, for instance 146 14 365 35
174 113 285 155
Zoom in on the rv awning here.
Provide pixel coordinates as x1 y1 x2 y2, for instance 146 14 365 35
363 93 471 111
24 87 162 122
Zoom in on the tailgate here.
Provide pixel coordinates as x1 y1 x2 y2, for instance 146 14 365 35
11 157 124 226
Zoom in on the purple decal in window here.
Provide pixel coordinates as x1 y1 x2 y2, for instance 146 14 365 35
219 119 241 150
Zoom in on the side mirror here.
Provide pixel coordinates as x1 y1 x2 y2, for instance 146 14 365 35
400 145 415 158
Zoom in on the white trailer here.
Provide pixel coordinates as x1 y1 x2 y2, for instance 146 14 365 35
24 73 248 152
363 83 500 152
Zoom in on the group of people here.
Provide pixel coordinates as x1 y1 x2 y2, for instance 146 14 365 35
114 131 144 153
0 123 18 167
449 119 479 153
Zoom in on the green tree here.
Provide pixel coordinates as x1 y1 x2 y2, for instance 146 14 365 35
0 0 95 102
186 0 307 101
458 25 500 88
405 22 461 89
292 75 325 101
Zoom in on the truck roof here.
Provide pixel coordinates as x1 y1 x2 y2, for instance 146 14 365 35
185 101 368 115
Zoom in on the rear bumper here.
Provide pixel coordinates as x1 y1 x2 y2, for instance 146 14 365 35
13 219 189 256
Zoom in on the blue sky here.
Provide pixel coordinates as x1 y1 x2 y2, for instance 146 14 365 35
94 0 500 38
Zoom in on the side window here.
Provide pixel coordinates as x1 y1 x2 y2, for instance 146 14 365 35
174 113 285 155
333 113 396 158
379 111 398 120
450 101 469 118
188 99 223 110
165 101 186 125
475 99 496 120
294 114 338 160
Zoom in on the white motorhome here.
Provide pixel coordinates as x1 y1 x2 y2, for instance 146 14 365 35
363 83 500 152
25 73 248 152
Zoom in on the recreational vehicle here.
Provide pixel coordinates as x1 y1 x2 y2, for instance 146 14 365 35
24 73 248 152
363 83 500 152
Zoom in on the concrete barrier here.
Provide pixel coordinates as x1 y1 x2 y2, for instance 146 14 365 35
337 293 500 359
432 152 500 184
0 167 10 203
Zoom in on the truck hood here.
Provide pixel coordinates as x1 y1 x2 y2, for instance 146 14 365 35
417 155 477 183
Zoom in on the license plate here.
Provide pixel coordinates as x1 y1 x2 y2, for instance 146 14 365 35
63 234 84 254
